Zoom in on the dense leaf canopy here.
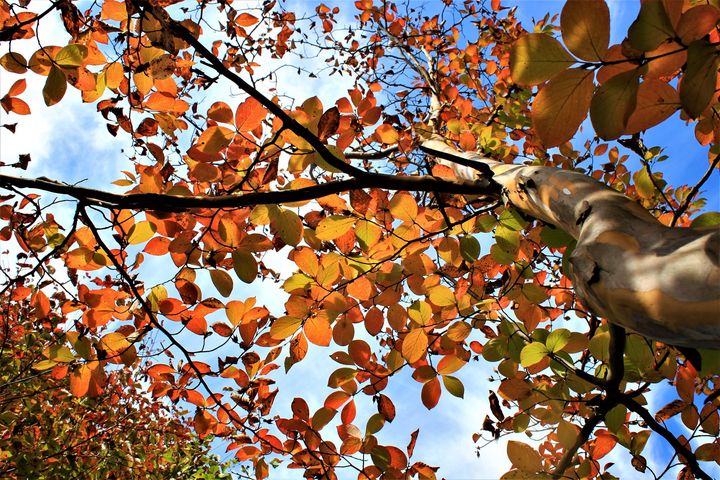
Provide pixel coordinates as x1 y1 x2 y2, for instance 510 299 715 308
0 0 718 479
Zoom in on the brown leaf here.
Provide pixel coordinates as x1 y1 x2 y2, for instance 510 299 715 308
655 399 686 422
625 79 679 134
532 68 594 147
489 390 505 421
631 454 647 473
318 106 340 141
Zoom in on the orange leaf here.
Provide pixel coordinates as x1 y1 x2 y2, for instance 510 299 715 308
402 328 428 364
208 101 234 123
458 131 476 151
194 410 217 437
375 124 399 144
677 5 720 45
305 314 332 346
70 363 106 397
236 13 259 27
1 96 31 115
8 78 26 96
625 79 679 134
235 96 266 132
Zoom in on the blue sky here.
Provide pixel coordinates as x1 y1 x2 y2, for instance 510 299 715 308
0 1 718 479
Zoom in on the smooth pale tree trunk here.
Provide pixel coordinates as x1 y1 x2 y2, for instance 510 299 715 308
422 138 720 349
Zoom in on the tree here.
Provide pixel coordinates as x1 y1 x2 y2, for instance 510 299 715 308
0 287 234 478
0 0 718 478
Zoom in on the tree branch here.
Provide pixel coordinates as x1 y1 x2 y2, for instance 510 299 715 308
672 154 720 226
622 396 712 480
135 0 370 181
0 172 499 212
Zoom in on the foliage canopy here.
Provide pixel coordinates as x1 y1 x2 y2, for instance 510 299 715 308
0 0 719 479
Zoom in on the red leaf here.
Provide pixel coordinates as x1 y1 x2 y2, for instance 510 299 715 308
421 377 441 409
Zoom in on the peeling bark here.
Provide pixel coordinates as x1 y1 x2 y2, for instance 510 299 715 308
422 138 720 348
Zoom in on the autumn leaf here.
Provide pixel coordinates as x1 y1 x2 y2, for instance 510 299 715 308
402 328 428 363
679 40 720 118
590 69 640 140
510 33 575 86
560 0 610 62
235 96 267 132
532 68 594 147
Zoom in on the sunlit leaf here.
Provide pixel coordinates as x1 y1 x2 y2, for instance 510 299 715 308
402 328 428 363
560 0 610 61
532 68 594 147
510 33 575 86
506 441 543 473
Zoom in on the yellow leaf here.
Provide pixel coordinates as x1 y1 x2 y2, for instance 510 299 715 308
428 285 455 307
506 441 543 473
195 125 233 154
270 316 302 340
44 345 75 363
402 328 428 363
55 44 88 67
127 220 156 245
389 192 418 223
315 215 356 241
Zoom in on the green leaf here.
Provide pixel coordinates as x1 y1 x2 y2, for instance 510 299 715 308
232 249 257 283
605 404 627 433
459 235 480 261
680 40 720 118
272 208 303 246
589 330 610 362
442 375 465 398
532 68 595 147
546 329 571 353
691 211 720 228
43 66 67 107
510 33 576 86
55 44 88 67
560 0 610 61
590 69 640 140
499 208 527 231
520 342 549 367
635 168 656 199
628 1 675 52
540 225 573 248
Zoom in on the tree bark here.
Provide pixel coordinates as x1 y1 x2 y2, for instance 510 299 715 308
421 138 720 348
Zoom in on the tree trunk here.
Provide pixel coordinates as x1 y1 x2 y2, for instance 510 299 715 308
422 138 720 349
